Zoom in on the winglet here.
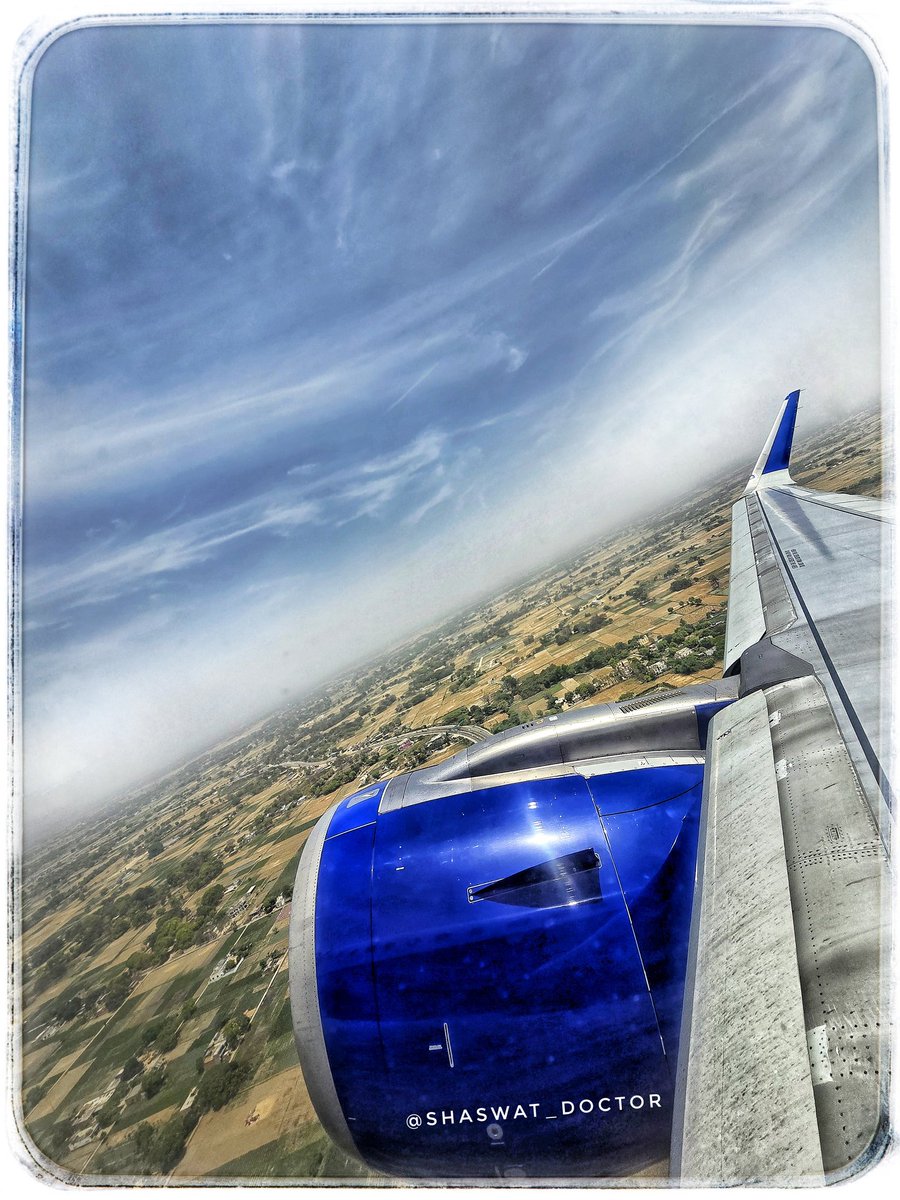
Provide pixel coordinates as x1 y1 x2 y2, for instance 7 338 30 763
743 390 800 494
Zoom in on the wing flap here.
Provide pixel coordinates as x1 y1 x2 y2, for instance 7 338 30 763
674 676 889 1181
672 691 825 1185
763 674 888 1179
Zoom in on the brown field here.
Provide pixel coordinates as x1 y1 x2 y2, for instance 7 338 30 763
91 922 157 971
130 940 222 999
29 1060 93 1123
175 1066 313 1176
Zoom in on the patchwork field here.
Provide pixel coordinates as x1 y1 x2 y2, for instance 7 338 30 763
16 407 887 1182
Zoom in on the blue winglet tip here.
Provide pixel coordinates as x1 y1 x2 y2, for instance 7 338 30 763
762 389 800 475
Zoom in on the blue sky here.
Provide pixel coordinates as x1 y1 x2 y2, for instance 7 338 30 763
21 20 881 827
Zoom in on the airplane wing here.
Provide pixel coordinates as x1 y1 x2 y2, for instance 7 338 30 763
670 391 892 1184
289 390 891 1184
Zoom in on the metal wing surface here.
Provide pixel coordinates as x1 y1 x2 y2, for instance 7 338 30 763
672 392 892 1184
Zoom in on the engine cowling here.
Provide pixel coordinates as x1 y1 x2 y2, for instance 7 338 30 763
289 683 736 1178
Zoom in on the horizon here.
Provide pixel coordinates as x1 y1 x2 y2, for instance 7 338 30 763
21 397 882 851
19 19 882 834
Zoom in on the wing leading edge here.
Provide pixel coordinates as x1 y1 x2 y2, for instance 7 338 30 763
672 393 892 1183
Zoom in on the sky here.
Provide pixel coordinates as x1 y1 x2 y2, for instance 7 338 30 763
20 18 882 833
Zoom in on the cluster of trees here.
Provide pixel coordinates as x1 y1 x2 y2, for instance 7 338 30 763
145 884 228 960
104 973 133 1011
379 734 447 776
29 931 67 974
197 1060 251 1110
648 607 726 672
89 1056 143 1133
308 757 366 799
26 1081 49 1112
100 948 203 1024
571 611 611 636
91 996 243 1163
539 623 574 647
220 1013 250 1050
470 606 725 709
131 1110 198 1173
196 885 226 922
406 656 451 693
274 696 370 761
249 798 295 836
141 1065 168 1100
148 915 199 958
538 608 612 647
216 777 264 810
246 788 311 840
30 884 170 992
626 581 652 605
163 850 223 892
128 1060 253 1172
81 887 221 986
139 999 195 1055
517 643 629 699
467 619 511 646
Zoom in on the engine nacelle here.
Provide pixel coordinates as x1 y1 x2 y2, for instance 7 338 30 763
289 682 736 1178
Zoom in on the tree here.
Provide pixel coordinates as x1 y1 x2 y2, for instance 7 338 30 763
29 933 64 970
196 884 225 919
122 1055 144 1083
105 973 131 1011
140 1018 164 1048
152 1116 189 1171
196 1061 250 1111
43 1115 75 1159
126 949 153 973
146 837 164 859
221 1013 250 1050
131 1116 189 1172
173 924 194 951
96 1098 120 1129
155 1023 180 1053
141 1065 167 1099
57 992 84 1022
40 953 68 986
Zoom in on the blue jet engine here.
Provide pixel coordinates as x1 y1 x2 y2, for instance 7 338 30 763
289 681 736 1179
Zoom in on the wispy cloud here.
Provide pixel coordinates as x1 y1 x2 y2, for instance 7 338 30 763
26 493 322 617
